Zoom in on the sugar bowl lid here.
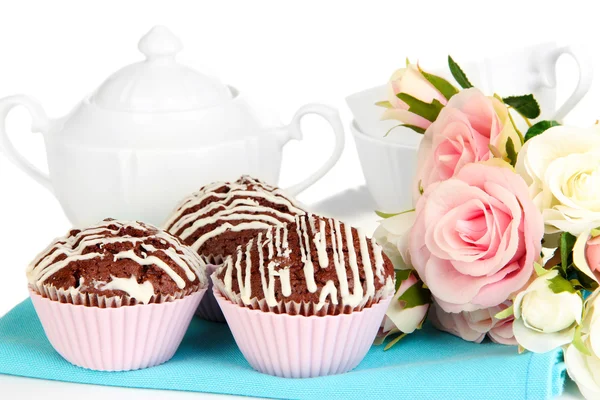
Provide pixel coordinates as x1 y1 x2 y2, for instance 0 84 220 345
89 26 232 112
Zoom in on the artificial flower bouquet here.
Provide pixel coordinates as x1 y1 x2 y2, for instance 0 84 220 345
374 57 600 398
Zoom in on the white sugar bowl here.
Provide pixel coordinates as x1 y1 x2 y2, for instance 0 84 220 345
0 26 345 227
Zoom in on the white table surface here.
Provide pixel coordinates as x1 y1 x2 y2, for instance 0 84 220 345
1 1 597 396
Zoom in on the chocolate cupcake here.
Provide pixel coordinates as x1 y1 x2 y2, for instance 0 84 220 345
212 214 396 377
165 175 305 262
27 219 208 371
165 175 305 321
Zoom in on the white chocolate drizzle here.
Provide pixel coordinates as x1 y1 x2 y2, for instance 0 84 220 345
317 280 339 310
344 222 364 306
100 276 155 304
113 250 186 289
297 217 317 293
165 176 305 257
219 214 394 312
358 228 376 299
257 232 274 306
313 218 329 268
372 238 386 284
278 268 292 297
27 219 207 303
240 239 254 304
189 221 273 252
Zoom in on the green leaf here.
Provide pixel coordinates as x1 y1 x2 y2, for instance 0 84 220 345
591 228 600 238
396 93 444 122
506 106 525 145
400 124 426 134
397 279 431 309
548 273 577 294
375 210 400 219
383 123 426 137
395 269 413 290
570 279 585 291
448 56 473 89
375 100 393 108
418 65 459 101
524 120 560 142
561 232 577 274
573 325 592 356
494 305 514 320
534 262 549 277
505 137 517 166
384 333 407 351
503 95 541 119
574 267 599 292
375 208 415 219
383 124 402 137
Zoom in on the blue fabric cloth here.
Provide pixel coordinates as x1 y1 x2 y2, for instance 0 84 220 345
0 299 565 400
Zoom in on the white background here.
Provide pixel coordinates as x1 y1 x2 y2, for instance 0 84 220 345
0 0 595 398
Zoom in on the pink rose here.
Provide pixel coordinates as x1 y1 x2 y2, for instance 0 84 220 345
586 236 600 274
573 229 600 283
430 300 516 345
409 163 544 313
381 64 448 130
414 88 520 200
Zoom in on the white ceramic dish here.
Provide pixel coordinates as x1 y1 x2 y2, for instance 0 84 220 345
350 121 419 213
347 42 593 138
0 26 345 227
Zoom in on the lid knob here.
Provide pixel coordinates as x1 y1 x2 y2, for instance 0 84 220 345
90 25 232 112
138 25 183 61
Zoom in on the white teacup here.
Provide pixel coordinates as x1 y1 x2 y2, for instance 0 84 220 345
347 42 593 213
350 121 419 213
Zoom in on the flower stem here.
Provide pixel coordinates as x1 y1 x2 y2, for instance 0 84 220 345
506 109 525 144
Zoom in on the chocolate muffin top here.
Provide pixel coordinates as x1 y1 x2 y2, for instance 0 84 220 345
213 214 396 315
164 176 306 262
27 219 207 304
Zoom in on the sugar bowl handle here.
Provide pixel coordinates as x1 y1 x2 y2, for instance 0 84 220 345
0 95 53 192
283 104 345 196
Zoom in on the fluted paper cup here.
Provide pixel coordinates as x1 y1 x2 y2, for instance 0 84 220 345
30 288 205 371
213 286 392 378
195 263 226 322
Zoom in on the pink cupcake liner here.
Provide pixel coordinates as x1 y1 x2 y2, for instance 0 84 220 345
195 264 226 322
213 286 393 378
30 288 206 372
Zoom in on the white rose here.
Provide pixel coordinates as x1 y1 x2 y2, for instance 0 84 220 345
565 290 600 400
513 270 583 353
515 126 600 235
374 211 429 346
373 211 416 270
377 271 429 345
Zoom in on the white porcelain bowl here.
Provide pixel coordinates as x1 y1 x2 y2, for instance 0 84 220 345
350 120 421 213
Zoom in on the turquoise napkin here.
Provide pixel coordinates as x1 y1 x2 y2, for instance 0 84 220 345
0 299 565 400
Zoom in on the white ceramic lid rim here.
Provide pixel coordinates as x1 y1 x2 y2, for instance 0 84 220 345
90 26 232 113
85 86 240 115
